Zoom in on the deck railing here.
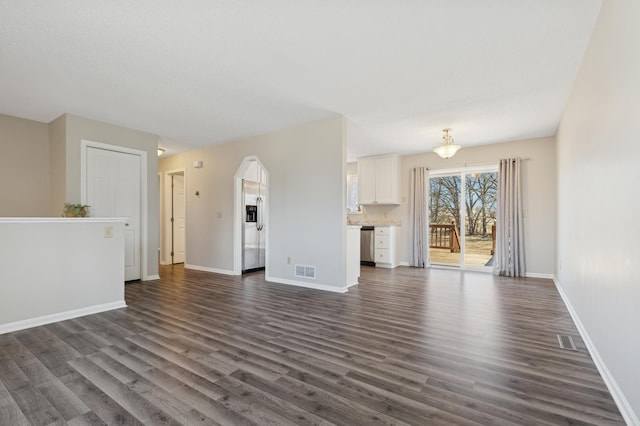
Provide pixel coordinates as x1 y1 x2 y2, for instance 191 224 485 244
429 221 461 253
491 223 496 255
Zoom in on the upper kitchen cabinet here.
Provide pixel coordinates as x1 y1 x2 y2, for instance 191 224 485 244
358 154 401 205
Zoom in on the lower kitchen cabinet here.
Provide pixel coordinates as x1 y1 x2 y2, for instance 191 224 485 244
347 225 361 286
374 226 398 268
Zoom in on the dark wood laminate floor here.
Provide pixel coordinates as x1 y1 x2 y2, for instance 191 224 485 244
0 265 625 425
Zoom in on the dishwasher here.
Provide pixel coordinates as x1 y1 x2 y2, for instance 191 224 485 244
360 226 375 266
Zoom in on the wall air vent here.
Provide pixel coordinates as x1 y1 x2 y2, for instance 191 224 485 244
295 264 316 280
557 334 577 351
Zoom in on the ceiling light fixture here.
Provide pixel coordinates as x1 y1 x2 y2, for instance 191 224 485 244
433 128 461 159
157 148 165 157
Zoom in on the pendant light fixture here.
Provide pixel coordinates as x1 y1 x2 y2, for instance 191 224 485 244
433 128 461 159
157 148 165 157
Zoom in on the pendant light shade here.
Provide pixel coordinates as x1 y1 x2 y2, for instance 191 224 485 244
433 128 461 159
157 148 165 157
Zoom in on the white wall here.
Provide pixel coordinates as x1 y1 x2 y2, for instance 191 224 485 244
0 218 126 333
556 0 640 422
48 114 67 216
0 114 50 216
355 137 557 276
159 115 348 291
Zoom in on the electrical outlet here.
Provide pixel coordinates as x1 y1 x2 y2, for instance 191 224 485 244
216 210 222 219
287 257 291 264
104 226 113 238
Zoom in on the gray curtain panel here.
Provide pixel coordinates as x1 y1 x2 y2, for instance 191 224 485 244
410 166 429 268
493 158 525 277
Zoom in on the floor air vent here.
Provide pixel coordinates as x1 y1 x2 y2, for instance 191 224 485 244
295 264 316 279
557 334 577 351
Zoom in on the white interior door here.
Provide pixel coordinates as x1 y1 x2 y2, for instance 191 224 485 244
87 147 141 280
172 174 186 264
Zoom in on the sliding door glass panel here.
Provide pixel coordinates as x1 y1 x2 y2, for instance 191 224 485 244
429 175 461 266
464 172 497 268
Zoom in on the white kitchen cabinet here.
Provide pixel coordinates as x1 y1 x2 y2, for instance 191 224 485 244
357 157 377 205
358 154 400 205
374 226 398 268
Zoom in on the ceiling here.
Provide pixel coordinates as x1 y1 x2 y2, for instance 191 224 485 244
0 1 602 160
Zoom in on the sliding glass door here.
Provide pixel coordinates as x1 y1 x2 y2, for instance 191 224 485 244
463 171 497 268
429 167 498 270
429 175 461 266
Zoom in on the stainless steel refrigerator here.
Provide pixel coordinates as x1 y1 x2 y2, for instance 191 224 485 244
242 179 265 273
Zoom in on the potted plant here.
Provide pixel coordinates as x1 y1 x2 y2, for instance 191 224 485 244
62 203 90 217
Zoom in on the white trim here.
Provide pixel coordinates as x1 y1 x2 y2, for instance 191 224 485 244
399 261 410 266
266 276 349 293
429 264 463 271
525 272 554 279
428 263 495 273
375 263 396 269
185 264 235 276
81 140 150 281
345 281 359 290
140 151 151 280
553 276 639 426
146 274 160 280
163 168 187 266
429 264 494 274
428 163 499 177
0 217 126 223
0 301 127 335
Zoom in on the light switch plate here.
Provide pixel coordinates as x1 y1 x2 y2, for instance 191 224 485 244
104 226 113 238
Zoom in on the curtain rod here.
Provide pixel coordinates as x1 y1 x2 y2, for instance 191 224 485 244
463 157 530 168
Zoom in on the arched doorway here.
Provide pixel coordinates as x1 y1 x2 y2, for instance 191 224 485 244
234 156 269 275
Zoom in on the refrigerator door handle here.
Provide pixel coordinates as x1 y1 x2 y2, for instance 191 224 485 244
257 197 264 231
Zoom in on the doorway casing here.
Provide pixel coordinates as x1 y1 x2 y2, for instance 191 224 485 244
162 168 187 265
80 140 151 280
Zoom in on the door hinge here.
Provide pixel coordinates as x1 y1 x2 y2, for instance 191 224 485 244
171 217 174 222
170 251 174 257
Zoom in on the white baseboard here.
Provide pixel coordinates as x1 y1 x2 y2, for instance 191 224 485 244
144 274 160 281
525 272 554 279
553 275 639 426
375 263 399 269
184 264 236 276
265 275 349 293
0 301 127 335
345 280 359 290
399 261 410 267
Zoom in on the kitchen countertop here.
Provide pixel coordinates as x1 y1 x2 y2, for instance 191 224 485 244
347 220 401 226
